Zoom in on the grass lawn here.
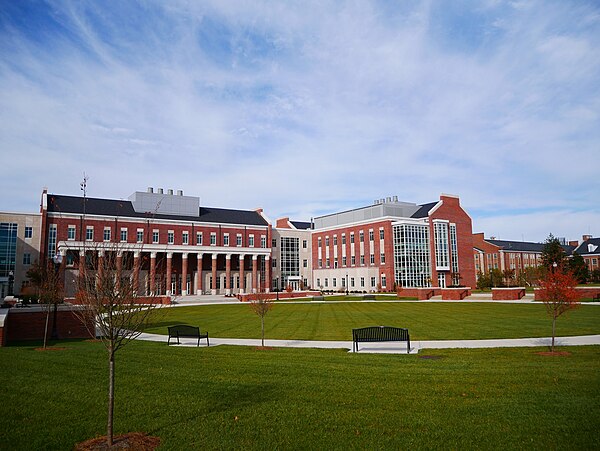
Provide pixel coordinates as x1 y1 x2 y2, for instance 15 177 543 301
145 302 600 341
1 341 598 450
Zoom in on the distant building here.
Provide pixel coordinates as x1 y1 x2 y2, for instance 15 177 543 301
573 235 600 272
0 211 42 297
311 194 476 291
271 218 313 291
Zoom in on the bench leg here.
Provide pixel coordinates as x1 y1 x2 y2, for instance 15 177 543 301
407 339 411 354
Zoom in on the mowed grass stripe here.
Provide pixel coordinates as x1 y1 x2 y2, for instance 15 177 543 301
144 302 600 340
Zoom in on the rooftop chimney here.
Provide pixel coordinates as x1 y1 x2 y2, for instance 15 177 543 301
158 188 163 194
167 189 173 195
147 187 153 193
583 234 592 242
393 195 398 202
177 190 183 196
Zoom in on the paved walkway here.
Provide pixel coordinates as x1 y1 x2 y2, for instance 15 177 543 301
149 294 600 354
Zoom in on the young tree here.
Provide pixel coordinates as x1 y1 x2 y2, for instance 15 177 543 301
248 290 274 348
26 259 64 348
541 234 566 270
537 266 580 352
502 269 516 287
73 247 161 447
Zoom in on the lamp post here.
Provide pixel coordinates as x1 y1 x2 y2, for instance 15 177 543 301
51 252 63 340
276 276 279 301
345 273 349 296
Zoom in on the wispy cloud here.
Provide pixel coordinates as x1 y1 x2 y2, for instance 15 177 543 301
0 0 598 241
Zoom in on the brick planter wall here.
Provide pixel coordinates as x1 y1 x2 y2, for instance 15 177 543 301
67 296 172 305
492 287 526 300
4 306 95 344
398 288 441 300
238 291 321 302
441 287 472 300
534 286 600 301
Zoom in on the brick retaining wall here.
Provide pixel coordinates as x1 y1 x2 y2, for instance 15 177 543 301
492 287 526 300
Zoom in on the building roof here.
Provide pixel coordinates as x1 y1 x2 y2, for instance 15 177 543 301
290 221 312 230
487 239 575 255
574 237 600 255
410 202 438 219
46 194 269 226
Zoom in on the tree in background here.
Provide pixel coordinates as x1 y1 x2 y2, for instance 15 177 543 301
248 290 274 348
537 265 580 352
590 269 600 284
502 269 516 287
567 252 589 284
26 259 64 349
73 247 161 447
516 266 543 288
541 234 566 270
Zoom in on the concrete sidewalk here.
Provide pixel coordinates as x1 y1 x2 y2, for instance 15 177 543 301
136 331 600 354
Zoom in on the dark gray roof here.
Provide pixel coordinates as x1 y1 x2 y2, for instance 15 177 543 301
290 221 312 230
574 238 600 255
410 202 438 219
47 194 268 226
487 239 575 255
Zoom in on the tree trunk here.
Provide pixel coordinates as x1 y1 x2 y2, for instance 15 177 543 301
43 304 50 349
261 316 265 348
551 314 556 353
107 348 115 446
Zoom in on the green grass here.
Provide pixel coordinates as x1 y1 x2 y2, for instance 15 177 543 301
1 340 599 450
146 302 600 340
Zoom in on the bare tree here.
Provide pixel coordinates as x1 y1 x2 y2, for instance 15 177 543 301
73 245 161 447
248 290 274 348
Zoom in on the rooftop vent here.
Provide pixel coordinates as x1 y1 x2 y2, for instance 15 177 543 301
177 190 183 196
158 188 163 194
147 187 154 193
167 189 173 195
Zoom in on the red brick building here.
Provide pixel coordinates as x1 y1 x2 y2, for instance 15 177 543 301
311 194 475 291
573 236 600 272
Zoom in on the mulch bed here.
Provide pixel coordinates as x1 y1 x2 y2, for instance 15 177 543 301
536 351 572 357
74 432 160 450
253 346 275 351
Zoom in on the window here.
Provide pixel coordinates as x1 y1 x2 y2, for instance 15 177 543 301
380 229 384 240
303 259 308 268
318 237 322 248
237 234 242 246
103 228 111 242
359 231 364 242
326 258 330 268
334 258 338 268
333 235 337 246
182 231 189 245
137 229 144 243
272 258 277 268
317 278 321 287
380 253 385 264
210 233 217 246
370 254 375 264
249 235 254 247
152 230 159 244
86 226 93 241
325 237 330 247
360 255 365 265
23 253 31 265
381 275 386 288
371 277 376 287
342 256 347 266
351 277 355 287
272 238 277 248
369 230 374 241
351 255 356 265
360 277 365 287
261 236 266 248
167 231 174 244
324 278 328 287
318 259 322 268
47 224 56 259
68 226 76 240
120 229 127 242
342 234 346 245
350 233 355 244
333 278 337 287
197 232 203 245
25 226 33 239
223 233 229 246
302 240 307 249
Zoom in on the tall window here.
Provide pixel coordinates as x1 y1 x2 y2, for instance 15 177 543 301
0 223 18 279
210 233 217 246
333 236 337 246
237 234 242 246
302 240 307 249
197 232 203 245
120 229 127 242
68 226 76 240
167 231 174 244
223 233 229 246
249 235 254 247
182 231 189 245
152 230 159 244
369 230 374 241
103 228 111 242
86 226 94 241
380 253 386 264
342 234 346 245
137 229 144 243
25 226 33 239
48 224 57 260
281 237 300 283
23 253 31 265
350 233 355 244
360 255 365 265
359 231 364 242
379 229 384 240
261 236 267 248
325 237 330 247
449 224 459 284
433 221 450 270
393 223 431 288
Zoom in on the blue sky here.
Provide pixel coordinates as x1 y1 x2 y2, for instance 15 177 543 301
1 0 599 242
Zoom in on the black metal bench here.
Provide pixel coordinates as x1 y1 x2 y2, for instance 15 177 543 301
168 325 209 347
352 326 410 353
363 294 376 300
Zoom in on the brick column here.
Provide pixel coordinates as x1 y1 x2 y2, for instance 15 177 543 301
225 254 232 296
265 255 271 293
182 253 188 296
252 255 258 293
133 251 140 295
211 254 218 295
239 254 245 294
150 252 156 295
166 252 173 296
196 253 203 295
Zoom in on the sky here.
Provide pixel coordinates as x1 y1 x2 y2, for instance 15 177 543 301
1 0 599 243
